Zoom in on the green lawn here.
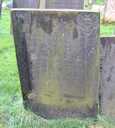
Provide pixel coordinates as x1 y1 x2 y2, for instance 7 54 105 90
96 0 105 5
0 8 115 128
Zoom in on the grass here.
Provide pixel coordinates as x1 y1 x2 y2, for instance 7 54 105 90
96 0 105 5
101 23 115 36
0 6 115 128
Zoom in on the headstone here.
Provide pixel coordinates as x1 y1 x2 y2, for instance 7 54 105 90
13 0 84 9
104 0 115 22
101 37 115 117
46 0 84 9
12 9 100 118
13 0 39 8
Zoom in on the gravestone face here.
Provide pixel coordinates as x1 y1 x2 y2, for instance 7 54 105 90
13 0 84 9
101 37 115 117
46 0 84 9
12 9 100 118
13 0 39 8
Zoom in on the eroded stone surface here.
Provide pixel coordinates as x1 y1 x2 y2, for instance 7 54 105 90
13 0 84 9
12 10 100 118
46 0 84 9
101 37 115 117
13 0 39 8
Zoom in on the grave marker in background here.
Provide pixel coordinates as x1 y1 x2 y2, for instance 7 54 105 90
13 0 84 9
46 0 84 9
101 37 115 117
12 9 100 118
13 0 39 8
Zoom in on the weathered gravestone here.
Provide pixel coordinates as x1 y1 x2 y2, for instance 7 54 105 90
46 0 84 9
13 0 39 8
12 9 100 118
101 37 115 117
13 0 84 9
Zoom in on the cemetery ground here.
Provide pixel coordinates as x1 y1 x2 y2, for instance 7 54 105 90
0 5 115 128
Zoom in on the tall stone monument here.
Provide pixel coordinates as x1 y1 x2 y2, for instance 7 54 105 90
101 37 115 117
12 9 100 118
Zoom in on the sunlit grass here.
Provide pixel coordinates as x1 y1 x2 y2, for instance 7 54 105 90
101 23 115 36
96 0 105 5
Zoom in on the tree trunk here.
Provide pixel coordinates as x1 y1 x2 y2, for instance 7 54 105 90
0 0 2 16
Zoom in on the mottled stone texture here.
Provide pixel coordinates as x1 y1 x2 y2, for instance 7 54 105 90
12 10 100 118
101 37 115 117
46 0 84 9
13 0 84 9
13 0 39 8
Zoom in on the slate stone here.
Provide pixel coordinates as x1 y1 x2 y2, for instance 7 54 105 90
101 37 115 117
13 0 84 9
12 9 100 118
13 0 39 8
46 0 84 9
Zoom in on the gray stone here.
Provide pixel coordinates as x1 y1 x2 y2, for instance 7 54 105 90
13 0 84 9
46 0 84 9
101 37 115 117
13 0 39 8
12 9 100 118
